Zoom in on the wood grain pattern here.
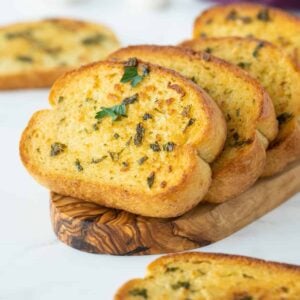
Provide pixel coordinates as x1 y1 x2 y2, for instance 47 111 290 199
50 161 300 255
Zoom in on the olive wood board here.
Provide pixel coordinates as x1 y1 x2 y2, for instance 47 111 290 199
50 160 300 256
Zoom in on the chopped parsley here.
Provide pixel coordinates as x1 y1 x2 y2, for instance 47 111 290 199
129 288 148 299
121 58 150 87
147 172 155 188
257 9 270 22
143 113 153 120
171 281 190 290
95 94 138 121
137 156 148 165
252 42 264 58
91 156 108 164
163 142 176 152
134 123 145 146
16 55 33 63
150 142 161 152
50 142 67 156
95 103 126 121
81 34 106 45
75 159 83 172
183 118 196 132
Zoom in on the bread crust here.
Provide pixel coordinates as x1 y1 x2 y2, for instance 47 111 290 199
206 131 266 203
20 60 226 218
0 67 71 90
109 45 278 203
115 252 300 300
193 3 300 65
0 18 120 90
263 119 300 177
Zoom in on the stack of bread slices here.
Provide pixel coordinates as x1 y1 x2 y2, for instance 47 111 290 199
18 3 300 298
20 3 300 219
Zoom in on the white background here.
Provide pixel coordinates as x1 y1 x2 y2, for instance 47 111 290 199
0 1 299 299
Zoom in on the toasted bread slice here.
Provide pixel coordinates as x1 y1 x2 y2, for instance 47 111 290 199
115 252 300 300
193 3 300 64
180 37 300 176
20 60 226 218
109 45 278 203
0 18 120 89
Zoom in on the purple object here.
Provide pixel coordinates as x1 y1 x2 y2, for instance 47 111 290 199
211 0 300 9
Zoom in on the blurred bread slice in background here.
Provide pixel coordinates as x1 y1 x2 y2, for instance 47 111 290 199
0 18 120 89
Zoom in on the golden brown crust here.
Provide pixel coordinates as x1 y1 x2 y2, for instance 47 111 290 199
0 18 120 90
147 252 300 274
109 45 278 203
115 252 300 300
20 60 227 218
263 119 300 177
206 131 266 203
0 67 71 90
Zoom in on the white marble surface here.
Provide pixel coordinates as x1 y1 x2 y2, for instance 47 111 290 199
0 1 299 299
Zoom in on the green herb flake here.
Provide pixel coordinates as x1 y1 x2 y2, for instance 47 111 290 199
252 42 264 58
5 30 32 40
147 172 155 188
95 94 138 122
226 10 238 21
120 58 149 87
91 156 107 164
257 9 271 22
277 112 293 125
50 142 67 156
205 47 213 54
58 96 64 103
163 142 176 152
95 103 126 121
225 10 252 23
113 133 120 139
134 123 145 146
150 142 161 152
171 281 190 290
75 159 83 172
108 149 124 162
183 118 196 132
93 123 99 131
165 267 179 273
122 161 129 168
16 55 33 63
143 113 153 120
137 156 148 165
81 34 106 45
126 137 132 147
129 288 148 299
237 62 252 69
181 105 192 117
122 94 138 105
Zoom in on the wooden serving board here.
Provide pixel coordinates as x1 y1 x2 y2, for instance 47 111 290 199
50 161 300 255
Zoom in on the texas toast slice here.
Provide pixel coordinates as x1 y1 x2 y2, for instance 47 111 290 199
115 252 300 300
109 45 278 203
20 60 226 218
181 37 300 176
